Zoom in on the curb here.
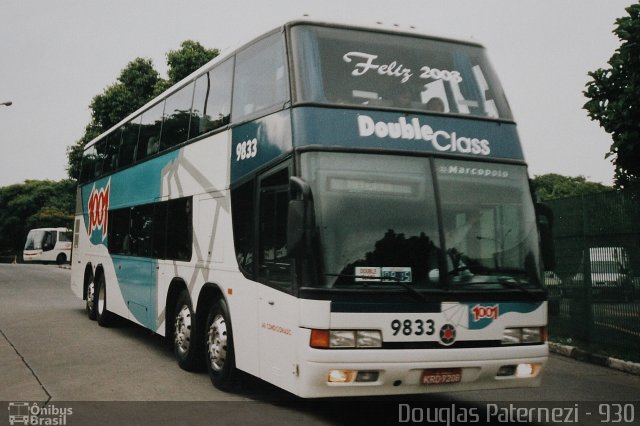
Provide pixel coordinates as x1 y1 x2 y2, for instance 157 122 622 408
549 342 640 376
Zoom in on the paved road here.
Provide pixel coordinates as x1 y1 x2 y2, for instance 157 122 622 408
1 264 639 425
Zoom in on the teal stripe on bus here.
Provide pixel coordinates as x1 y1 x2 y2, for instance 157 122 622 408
82 150 180 247
291 107 524 161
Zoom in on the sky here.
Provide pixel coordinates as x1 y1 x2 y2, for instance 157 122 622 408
0 0 634 187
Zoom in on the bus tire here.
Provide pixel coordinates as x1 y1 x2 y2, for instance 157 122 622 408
173 290 204 371
95 274 114 327
86 280 97 321
56 253 67 265
205 299 238 391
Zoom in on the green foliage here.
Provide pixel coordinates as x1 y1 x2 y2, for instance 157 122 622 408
66 123 101 180
166 40 219 84
532 173 610 201
584 3 640 191
0 180 75 253
27 207 74 230
66 40 218 180
90 58 160 131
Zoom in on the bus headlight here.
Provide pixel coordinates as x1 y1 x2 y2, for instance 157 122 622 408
501 327 546 345
356 330 382 348
330 330 356 348
310 329 382 348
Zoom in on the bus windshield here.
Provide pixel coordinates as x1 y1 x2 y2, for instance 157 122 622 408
24 230 45 250
300 152 541 290
291 24 513 120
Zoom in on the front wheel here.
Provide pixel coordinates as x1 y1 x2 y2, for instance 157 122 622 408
205 299 239 391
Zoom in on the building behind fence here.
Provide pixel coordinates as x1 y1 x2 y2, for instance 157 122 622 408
546 191 640 362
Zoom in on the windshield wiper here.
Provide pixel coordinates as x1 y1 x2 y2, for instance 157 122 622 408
456 278 538 300
325 273 430 303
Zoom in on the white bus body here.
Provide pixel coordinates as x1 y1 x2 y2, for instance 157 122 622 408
23 227 72 264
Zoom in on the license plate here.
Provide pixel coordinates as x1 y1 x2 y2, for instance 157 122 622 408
421 368 462 385
381 269 412 283
354 267 412 283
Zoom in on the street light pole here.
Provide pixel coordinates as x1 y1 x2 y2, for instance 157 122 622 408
1 101 12 107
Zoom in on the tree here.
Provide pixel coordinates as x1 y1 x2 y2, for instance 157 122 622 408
532 173 610 201
166 40 219 86
584 3 640 191
66 40 219 180
65 58 160 180
91 58 160 131
27 206 74 230
66 123 101 181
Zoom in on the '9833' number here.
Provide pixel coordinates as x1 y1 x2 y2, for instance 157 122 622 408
236 138 257 161
391 319 435 336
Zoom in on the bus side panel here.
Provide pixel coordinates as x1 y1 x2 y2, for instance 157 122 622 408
112 255 157 329
257 286 300 392
160 130 230 198
190 192 261 377
152 130 262 377
213 272 260 378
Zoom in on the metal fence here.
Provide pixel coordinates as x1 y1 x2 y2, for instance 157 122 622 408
545 191 640 362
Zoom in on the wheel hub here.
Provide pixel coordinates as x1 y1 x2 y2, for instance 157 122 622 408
86 282 95 312
174 305 192 354
207 314 227 372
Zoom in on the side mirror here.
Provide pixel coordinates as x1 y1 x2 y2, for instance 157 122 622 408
535 203 556 270
287 177 313 257
287 199 307 256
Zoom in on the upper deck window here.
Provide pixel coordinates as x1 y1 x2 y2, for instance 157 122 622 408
232 32 289 121
291 25 512 120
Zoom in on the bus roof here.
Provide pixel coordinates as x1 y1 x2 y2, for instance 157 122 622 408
27 227 70 232
84 19 485 151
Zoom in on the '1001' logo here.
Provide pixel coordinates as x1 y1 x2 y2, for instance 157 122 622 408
471 304 499 322
87 180 110 241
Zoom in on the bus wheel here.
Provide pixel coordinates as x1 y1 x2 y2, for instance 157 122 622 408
173 290 203 371
86 280 97 321
205 299 238 391
95 274 114 327
56 253 67 265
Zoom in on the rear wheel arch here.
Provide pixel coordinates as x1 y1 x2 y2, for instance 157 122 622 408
56 252 67 265
195 283 226 328
94 264 105 285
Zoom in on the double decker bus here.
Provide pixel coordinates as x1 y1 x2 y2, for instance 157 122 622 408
71 20 554 398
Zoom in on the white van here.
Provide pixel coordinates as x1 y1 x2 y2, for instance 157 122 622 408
23 227 72 264
573 247 634 301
